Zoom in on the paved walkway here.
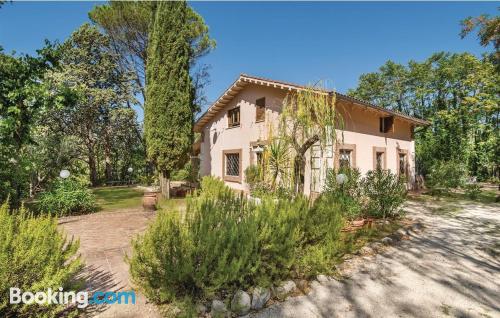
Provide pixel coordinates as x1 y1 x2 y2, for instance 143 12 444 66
59 210 161 318
254 200 500 318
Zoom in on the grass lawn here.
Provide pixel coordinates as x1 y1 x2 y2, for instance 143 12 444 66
93 186 144 211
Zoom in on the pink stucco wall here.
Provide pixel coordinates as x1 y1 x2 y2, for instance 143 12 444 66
199 84 416 195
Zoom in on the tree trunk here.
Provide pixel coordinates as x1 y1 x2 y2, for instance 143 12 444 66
159 170 170 199
293 134 320 194
104 145 112 182
293 154 306 194
88 148 98 187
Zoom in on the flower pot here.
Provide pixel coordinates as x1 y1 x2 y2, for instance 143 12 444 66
142 192 158 211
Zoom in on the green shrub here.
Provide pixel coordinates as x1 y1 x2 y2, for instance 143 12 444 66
198 176 229 200
37 179 98 216
129 177 344 305
463 183 482 200
426 160 467 195
0 201 82 317
362 169 407 219
323 168 363 220
296 195 344 276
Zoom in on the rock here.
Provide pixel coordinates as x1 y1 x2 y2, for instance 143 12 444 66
273 280 296 300
210 299 228 318
251 287 271 310
231 290 251 315
370 242 384 252
382 237 393 245
316 274 330 283
195 302 207 315
360 246 374 255
397 228 409 237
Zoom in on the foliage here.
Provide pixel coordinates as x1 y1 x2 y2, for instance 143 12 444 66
145 1 194 197
348 53 499 180
129 176 344 304
37 179 98 216
426 160 468 195
46 23 141 186
463 183 482 200
0 44 66 204
461 11 500 69
89 1 215 103
362 169 407 219
296 195 344 275
277 85 340 194
324 167 363 220
0 201 82 317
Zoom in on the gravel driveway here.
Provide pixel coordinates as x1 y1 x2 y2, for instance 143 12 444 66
254 199 500 318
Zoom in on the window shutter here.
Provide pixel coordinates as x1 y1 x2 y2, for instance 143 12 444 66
256 97 265 122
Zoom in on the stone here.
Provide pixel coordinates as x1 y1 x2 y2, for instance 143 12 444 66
273 280 297 300
210 299 228 318
360 246 374 255
316 274 330 284
370 242 384 252
251 287 271 310
397 228 409 237
231 290 251 315
382 237 394 245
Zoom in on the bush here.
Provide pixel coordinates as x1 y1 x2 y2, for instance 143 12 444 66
323 168 363 220
129 176 344 305
362 169 407 219
296 195 344 276
37 179 98 216
463 183 482 200
0 201 82 317
426 160 468 195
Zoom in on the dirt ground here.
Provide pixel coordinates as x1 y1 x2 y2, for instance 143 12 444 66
253 199 500 318
59 196 499 318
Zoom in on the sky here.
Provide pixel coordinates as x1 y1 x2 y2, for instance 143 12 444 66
0 1 497 117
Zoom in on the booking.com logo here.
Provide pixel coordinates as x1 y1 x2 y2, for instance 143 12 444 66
10 287 136 308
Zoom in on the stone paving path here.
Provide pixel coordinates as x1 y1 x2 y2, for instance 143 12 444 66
253 200 500 318
59 209 161 318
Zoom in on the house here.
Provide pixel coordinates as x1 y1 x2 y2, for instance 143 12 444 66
193 74 429 197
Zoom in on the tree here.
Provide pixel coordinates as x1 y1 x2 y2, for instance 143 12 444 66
47 24 137 186
277 86 340 194
0 44 63 203
461 11 500 68
89 1 215 104
348 52 499 180
145 1 194 198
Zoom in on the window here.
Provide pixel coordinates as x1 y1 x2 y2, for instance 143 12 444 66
223 149 242 182
339 150 352 169
256 97 265 122
376 153 384 170
310 145 322 192
379 116 394 133
256 152 263 166
397 149 408 177
372 147 386 170
228 107 240 127
336 144 356 170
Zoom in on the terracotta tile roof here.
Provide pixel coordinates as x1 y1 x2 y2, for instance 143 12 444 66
194 74 430 132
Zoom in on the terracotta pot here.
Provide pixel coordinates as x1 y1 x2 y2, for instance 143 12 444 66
351 219 365 227
142 192 158 211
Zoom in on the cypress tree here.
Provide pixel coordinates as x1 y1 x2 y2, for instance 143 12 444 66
145 1 194 198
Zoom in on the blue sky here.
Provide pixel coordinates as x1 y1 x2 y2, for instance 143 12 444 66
0 1 497 115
